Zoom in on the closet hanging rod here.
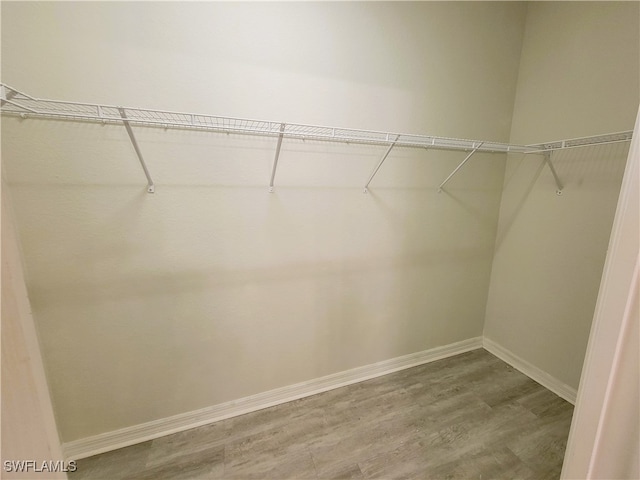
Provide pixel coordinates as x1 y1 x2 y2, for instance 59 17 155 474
0 83 539 155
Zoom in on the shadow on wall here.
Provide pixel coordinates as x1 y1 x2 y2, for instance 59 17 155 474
365 174 503 363
14 180 498 371
6 144 507 434
27 234 494 309
11 175 504 308
493 142 629 251
494 154 546 250
436 189 500 234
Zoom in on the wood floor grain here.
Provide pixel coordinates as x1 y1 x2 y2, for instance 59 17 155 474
69 349 574 479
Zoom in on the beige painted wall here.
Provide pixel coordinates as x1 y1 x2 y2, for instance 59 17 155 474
1 2 527 442
484 2 639 390
2 183 67 479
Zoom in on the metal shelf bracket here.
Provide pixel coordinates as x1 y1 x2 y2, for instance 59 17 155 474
269 123 286 193
544 150 564 195
118 108 155 193
363 135 399 193
0 85 17 107
438 142 484 192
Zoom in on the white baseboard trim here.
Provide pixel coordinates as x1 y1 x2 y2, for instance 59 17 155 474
483 337 577 405
63 336 483 460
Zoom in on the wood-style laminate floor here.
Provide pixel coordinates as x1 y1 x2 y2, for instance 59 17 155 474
69 349 574 480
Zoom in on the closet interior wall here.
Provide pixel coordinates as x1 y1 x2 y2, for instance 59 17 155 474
483 1 640 391
1 1 638 454
1 2 527 443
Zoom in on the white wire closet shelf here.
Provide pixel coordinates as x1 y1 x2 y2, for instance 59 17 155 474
0 83 633 194
0 84 533 152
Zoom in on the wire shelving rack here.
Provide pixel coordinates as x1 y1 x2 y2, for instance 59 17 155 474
0 84 632 194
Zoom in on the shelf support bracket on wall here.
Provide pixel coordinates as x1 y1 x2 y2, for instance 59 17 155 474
0 86 17 107
269 123 286 193
363 135 399 193
118 108 155 194
544 150 564 195
438 142 484 193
